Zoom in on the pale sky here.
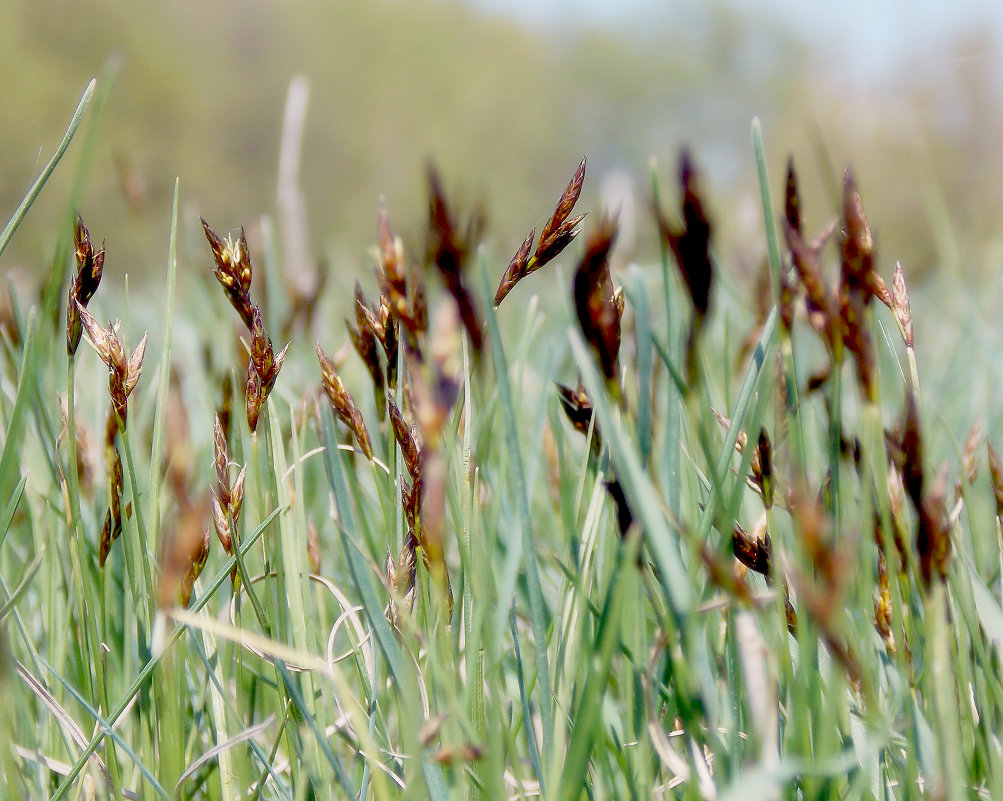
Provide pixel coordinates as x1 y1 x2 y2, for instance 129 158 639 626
467 0 1003 82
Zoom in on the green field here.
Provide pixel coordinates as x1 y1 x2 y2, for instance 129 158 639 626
3 48 1003 800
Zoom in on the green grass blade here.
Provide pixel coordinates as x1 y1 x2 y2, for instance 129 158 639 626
480 257 554 768
569 328 692 621
39 658 171 800
147 179 180 552
0 475 27 551
319 407 408 687
0 79 95 258
0 311 38 504
558 529 641 801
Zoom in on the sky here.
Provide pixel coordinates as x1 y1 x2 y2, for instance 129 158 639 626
467 0 1003 82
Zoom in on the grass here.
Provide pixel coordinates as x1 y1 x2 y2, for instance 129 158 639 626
3 77 1003 801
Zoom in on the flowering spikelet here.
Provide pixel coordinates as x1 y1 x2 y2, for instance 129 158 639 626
77 305 147 428
317 343 373 460
202 218 254 330
656 151 713 320
67 214 104 356
556 379 596 440
387 395 422 478
202 219 288 433
495 156 588 305
357 291 399 389
778 159 803 332
838 170 880 401
245 307 289 432
731 520 771 576
874 260 914 349
347 281 385 410
426 166 484 351
210 414 245 553
573 214 621 386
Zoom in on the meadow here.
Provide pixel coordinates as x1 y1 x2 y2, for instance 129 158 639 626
3 72 1003 801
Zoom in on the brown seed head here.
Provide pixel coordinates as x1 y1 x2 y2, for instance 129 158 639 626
210 490 232 552
782 219 839 347
537 156 587 259
426 166 484 351
556 380 597 440
67 214 105 355
317 343 373 460
495 227 535 306
348 282 385 400
573 214 621 384
202 218 255 330
656 151 713 319
839 170 884 306
387 395 422 478
731 520 771 575
213 415 231 502
245 360 263 434
784 157 802 234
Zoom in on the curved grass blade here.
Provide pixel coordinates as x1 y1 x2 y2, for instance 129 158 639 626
0 79 95 258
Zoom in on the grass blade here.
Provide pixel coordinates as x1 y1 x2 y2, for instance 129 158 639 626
0 80 95 258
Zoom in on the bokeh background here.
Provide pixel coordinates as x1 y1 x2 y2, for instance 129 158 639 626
3 0 1003 437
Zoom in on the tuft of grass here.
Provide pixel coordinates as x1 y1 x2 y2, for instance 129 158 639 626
5 80 1003 801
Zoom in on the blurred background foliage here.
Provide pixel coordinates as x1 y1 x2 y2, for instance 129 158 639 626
1 0 1002 303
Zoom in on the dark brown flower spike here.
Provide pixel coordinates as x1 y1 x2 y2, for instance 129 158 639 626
556 379 597 440
732 520 771 575
98 446 125 566
244 307 289 433
839 170 882 304
426 166 484 351
656 151 713 320
784 157 802 234
573 214 621 386
202 218 254 330
347 283 385 411
387 394 422 479
317 343 373 460
67 214 105 356
495 228 535 306
783 218 839 347
495 157 588 306
539 156 587 258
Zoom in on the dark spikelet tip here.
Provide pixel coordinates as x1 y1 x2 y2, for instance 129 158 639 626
679 148 694 187
200 216 221 249
785 156 802 233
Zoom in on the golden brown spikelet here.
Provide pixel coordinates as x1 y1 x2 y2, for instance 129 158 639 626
67 214 104 356
317 343 373 460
